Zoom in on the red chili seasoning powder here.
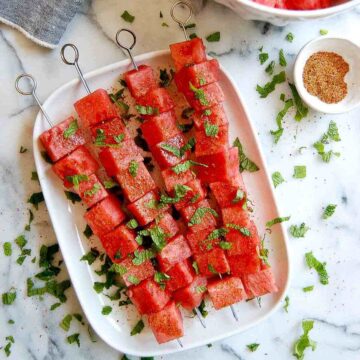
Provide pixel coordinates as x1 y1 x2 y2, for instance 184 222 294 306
303 51 349 104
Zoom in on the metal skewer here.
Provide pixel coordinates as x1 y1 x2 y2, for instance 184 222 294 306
15 74 54 127
170 1 193 41
61 43 91 95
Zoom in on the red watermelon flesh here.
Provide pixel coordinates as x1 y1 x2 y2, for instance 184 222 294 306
141 110 180 147
75 173 108 208
84 195 126 236
100 224 139 262
127 190 169 226
161 166 195 192
52 146 99 187
115 160 156 203
119 254 155 287
175 59 220 93
183 82 225 111
39 116 85 162
194 248 230 277
195 124 229 157
74 89 118 128
185 225 217 254
286 0 330 9
157 235 192 272
241 268 278 298
174 179 206 211
124 65 157 99
221 203 249 227
169 38 207 71
173 276 207 310
128 278 171 315
228 251 261 277
166 259 195 292
193 104 228 130
90 117 130 147
151 133 189 170
136 88 175 116
99 140 142 177
208 276 246 309
147 301 184 344
148 212 179 240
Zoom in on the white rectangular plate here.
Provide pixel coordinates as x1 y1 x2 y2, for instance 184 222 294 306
33 50 290 357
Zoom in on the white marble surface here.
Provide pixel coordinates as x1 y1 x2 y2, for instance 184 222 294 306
1 1 360 359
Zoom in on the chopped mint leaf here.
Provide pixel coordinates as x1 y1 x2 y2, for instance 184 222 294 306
135 105 159 116
130 319 144 336
189 82 209 106
293 320 317 359
279 49 287 67
256 71 286 98
271 98 294 143
2 290 16 305
289 83 309 121
154 271 170 286
195 285 207 294
83 225 93 239
327 120 341 142
219 241 232 250
172 160 208 174
189 33 198 40
266 216 291 228
24 209 34 231
66 174 88 189
159 68 175 88
265 60 275 75
303 285 314 292
322 204 336 219
192 261 199 275
93 282 105 294
60 314 73 331
226 223 251 236
293 165 306 179
181 107 194 119
64 191 81 204
206 31 220 42
320 29 328 35
247 343 260 352
103 179 118 189
19 145 28 153
185 23 196 29
31 171 39 181
259 51 269 65
67 333 80 347
28 192 44 210
132 249 156 266
233 137 259 172
208 264 218 274
109 263 128 275
305 252 329 285
189 207 218 226
204 121 219 137
41 151 53 164
232 188 245 203
50 302 61 311
114 133 125 144
128 160 139 178
196 299 208 318
270 127 284 143
283 295 290 313
207 228 229 241
162 22 169 27
3 242 12 256
102 306 112 315
84 183 101 198
126 219 139 229
272 171 285 188
80 248 100 265
121 10 135 23
286 32 294 42
63 120 79 139
290 223 309 238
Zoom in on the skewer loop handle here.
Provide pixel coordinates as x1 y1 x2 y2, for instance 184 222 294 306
115 29 138 70
15 73 37 96
170 1 193 40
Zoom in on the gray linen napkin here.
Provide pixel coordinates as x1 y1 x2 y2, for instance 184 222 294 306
0 0 85 49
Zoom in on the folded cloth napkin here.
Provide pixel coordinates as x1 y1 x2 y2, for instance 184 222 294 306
0 0 85 49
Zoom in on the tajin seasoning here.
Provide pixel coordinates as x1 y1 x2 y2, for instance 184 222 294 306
303 51 349 104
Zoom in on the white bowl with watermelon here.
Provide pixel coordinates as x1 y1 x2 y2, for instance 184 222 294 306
214 0 360 25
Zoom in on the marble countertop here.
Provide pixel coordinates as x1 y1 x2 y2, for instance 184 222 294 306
1 0 360 359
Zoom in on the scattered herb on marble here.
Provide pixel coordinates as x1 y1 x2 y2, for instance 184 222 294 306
289 83 309 121
322 204 337 219
272 171 285 188
256 71 286 98
60 314 73 331
320 29 328 35
4 335 14 357
293 320 317 359
51 302 61 311
247 343 260 352
259 49 269 65
266 216 290 228
206 31 220 42
279 49 287 66
233 137 259 172
67 333 80 347
19 145 28 153
290 223 309 238
24 209 34 231
2 289 16 305
31 171 39 181
162 22 169 27
189 33 198 39
286 32 294 42
27 192 44 210
3 242 12 256
265 61 275 75
270 98 294 143
293 166 306 179
313 121 341 162
121 10 135 23
131 319 145 336
284 295 290 312
102 306 112 315
305 252 329 285
303 285 314 292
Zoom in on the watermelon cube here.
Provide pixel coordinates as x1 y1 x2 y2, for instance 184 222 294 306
136 88 174 116
118 254 154 287
75 173 108 208
99 140 142 177
157 235 192 272
124 65 157 99
173 276 207 310
161 166 195 192
141 110 180 147
194 248 230 277
241 268 278 298
147 301 184 344
196 147 233 183
115 161 156 203
286 0 330 10
74 89 118 128
166 259 195 292
90 117 130 147
128 278 171 314
185 226 217 254
209 175 246 209
175 59 220 93
228 146 241 180
151 133 189 170
127 190 169 226
100 224 138 262
208 276 246 309
84 195 126 236
148 212 179 240
193 104 228 130
221 204 249 227
169 38 207 71
174 179 206 210
39 116 85 162
52 146 99 187
228 251 261 277
194 124 229 157
183 82 224 111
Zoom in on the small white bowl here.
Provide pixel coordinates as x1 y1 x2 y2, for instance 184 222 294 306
293 36 360 114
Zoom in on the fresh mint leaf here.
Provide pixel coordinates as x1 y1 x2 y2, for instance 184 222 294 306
289 83 309 121
206 31 220 42
121 10 135 23
293 320 316 359
130 319 145 336
102 306 112 315
247 343 260 352
28 192 44 210
293 165 306 179
233 137 259 173
2 290 16 305
266 216 291 228
305 252 329 285
279 49 287 66
290 223 309 238
322 204 336 219
256 71 286 98
272 171 285 188
188 207 218 226
286 32 294 42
